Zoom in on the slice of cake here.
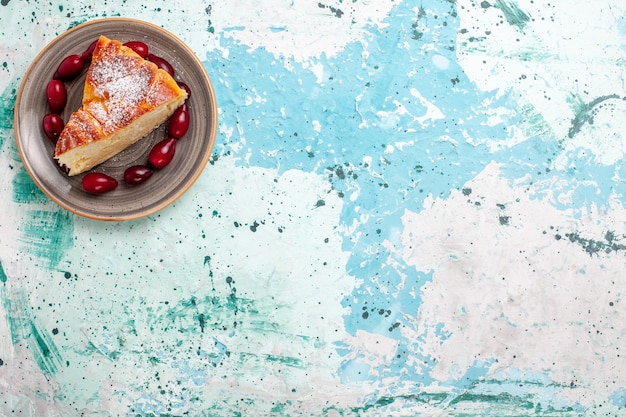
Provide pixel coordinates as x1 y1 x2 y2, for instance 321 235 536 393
54 35 187 176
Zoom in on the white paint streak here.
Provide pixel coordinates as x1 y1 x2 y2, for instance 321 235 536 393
396 162 626 406
212 0 397 62
409 88 445 126
456 0 626 165
312 120 322 132
343 330 399 377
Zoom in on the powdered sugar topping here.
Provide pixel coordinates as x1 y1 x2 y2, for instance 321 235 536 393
88 51 153 132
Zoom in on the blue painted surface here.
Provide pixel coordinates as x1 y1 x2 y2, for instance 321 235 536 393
2 0 626 415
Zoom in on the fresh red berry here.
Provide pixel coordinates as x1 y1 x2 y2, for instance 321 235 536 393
46 79 67 114
82 172 118 194
53 54 85 81
124 165 154 185
148 53 175 77
177 81 191 99
80 39 98 61
42 113 64 144
148 137 177 169
168 103 189 139
124 41 149 58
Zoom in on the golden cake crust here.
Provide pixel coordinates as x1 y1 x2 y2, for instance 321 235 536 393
54 35 187 175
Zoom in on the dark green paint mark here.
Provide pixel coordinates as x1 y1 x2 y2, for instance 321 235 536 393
1 288 63 377
2 288 22 346
238 352 305 369
19 209 74 268
449 391 534 409
567 94 622 139
348 392 449 414
12 166 47 204
346 378 578 415
317 2 344 18
67 13 122 31
562 230 626 256
30 321 63 375
0 261 6 283
494 0 531 29
517 102 553 138
68 19 89 29
0 82 17 149
197 312 206 333
264 354 304 368
204 255 217 292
